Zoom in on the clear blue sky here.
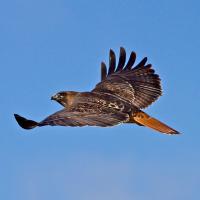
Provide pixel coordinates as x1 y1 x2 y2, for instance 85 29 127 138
1 0 200 199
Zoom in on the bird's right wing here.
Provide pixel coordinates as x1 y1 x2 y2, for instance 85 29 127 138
96 47 162 109
14 108 129 129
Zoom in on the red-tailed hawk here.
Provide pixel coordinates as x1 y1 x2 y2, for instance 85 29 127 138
14 47 180 134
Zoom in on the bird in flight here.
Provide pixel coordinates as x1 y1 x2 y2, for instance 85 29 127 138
14 47 180 134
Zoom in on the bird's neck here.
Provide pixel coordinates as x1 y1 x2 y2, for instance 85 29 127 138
65 91 80 108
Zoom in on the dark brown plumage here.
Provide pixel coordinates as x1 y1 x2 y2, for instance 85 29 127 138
14 47 180 134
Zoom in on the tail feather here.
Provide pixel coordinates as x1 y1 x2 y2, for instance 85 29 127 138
14 114 38 130
130 111 180 135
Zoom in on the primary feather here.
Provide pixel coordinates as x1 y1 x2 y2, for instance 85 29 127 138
97 47 162 109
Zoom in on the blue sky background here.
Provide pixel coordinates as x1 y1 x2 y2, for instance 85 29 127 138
1 0 200 199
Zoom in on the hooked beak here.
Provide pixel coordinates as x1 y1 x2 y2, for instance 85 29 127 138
51 94 58 101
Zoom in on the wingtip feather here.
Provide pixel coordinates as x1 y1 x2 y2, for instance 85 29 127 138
101 62 107 80
108 49 116 75
14 114 38 130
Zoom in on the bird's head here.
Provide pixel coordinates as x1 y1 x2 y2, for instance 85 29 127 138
51 91 78 107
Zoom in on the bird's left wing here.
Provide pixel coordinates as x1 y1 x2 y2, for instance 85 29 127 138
40 108 129 127
14 108 129 129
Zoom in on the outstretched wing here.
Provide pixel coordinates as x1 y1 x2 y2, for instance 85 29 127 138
14 108 129 129
39 108 129 127
95 47 162 109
